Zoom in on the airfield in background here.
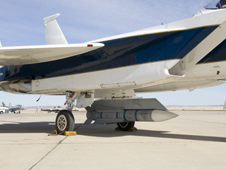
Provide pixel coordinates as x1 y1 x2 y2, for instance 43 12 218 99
19 105 226 114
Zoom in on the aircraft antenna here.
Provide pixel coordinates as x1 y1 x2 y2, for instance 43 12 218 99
36 95 42 102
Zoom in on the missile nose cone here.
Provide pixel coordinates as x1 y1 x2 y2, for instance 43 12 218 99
151 110 178 122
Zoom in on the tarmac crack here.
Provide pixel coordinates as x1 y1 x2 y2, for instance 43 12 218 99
28 136 68 170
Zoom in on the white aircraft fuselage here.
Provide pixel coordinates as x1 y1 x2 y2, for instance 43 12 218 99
0 1 226 100
1 0 226 132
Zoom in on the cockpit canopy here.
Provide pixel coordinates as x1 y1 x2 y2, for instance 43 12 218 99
205 0 226 9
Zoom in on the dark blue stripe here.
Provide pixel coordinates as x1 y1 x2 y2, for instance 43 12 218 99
123 110 127 121
199 38 226 63
134 110 138 121
0 26 217 82
100 112 103 119
116 112 118 119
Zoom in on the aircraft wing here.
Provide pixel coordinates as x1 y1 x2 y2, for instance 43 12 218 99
169 19 226 76
0 43 104 66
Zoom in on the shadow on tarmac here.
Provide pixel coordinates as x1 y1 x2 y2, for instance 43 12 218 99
0 121 55 133
76 124 226 143
0 122 226 143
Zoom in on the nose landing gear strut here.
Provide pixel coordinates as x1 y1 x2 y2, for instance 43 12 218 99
55 91 78 134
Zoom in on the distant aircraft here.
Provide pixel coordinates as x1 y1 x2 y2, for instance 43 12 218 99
2 102 23 114
0 0 226 133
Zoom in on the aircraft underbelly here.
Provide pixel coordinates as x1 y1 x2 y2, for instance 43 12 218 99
187 61 226 79
135 61 226 93
31 61 171 93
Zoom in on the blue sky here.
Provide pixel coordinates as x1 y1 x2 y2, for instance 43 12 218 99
1 0 225 107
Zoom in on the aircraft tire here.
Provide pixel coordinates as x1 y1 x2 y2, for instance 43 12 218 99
56 110 75 134
117 121 135 131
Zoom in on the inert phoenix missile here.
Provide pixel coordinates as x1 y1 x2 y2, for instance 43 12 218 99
86 109 178 123
85 99 178 124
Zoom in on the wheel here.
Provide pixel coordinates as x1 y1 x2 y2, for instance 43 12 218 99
55 110 75 134
0 111 3 114
117 121 135 131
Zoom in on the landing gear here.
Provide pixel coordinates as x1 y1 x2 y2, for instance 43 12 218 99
54 91 77 134
117 121 135 131
55 110 75 134
54 90 94 134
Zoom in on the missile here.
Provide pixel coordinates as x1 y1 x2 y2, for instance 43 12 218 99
86 109 178 123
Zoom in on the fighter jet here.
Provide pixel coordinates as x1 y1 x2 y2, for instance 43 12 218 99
0 0 226 133
2 102 23 114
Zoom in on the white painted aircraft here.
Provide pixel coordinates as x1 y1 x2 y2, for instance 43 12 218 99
2 102 23 114
0 106 9 114
0 0 226 133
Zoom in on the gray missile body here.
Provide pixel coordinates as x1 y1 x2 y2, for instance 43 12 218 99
86 109 178 124
85 99 178 124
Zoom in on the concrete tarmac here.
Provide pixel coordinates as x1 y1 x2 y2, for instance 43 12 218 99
0 110 226 170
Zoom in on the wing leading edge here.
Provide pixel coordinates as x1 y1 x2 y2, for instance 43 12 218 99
0 43 104 66
0 13 105 66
